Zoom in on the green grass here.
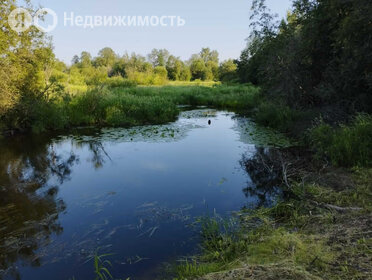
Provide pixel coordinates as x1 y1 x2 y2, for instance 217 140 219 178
68 87 179 127
175 261 222 279
167 80 221 87
309 114 372 167
254 101 302 132
176 214 334 279
15 83 261 133
110 84 261 110
175 168 372 279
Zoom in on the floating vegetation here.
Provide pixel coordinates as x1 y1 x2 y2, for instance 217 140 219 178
181 109 218 119
233 117 294 148
106 202 197 239
57 109 220 145
119 255 150 265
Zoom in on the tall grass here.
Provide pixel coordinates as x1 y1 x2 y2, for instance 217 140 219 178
12 84 261 133
175 211 334 279
111 84 261 110
68 88 179 127
310 114 372 167
254 101 301 132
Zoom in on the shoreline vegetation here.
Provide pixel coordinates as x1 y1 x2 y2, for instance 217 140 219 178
1 0 371 279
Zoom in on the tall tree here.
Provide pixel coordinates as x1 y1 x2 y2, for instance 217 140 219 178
94 47 117 68
0 0 57 128
80 51 92 68
166 55 183 80
148 49 170 67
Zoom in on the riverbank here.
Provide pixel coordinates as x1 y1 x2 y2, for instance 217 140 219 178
174 147 372 280
0 84 260 135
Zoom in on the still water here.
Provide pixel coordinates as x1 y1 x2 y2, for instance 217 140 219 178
0 109 290 280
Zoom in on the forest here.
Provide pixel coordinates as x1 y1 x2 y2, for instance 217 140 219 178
0 0 371 279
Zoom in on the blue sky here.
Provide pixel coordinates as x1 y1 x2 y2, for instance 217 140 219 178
32 0 293 63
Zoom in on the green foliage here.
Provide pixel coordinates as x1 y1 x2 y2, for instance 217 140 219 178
255 102 301 131
148 48 170 67
103 76 137 88
219 59 238 83
0 21 244 132
176 212 334 279
310 114 372 167
113 84 261 110
93 251 114 280
166 55 190 81
30 101 69 133
175 261 221 279
94 47 117 68
190 57 207 80
1 79 260 133
238 0 372 113
67 87 180 127
188 48 220 81
0 0 58 129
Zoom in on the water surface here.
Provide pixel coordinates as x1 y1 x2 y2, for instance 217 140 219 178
0 109 289 279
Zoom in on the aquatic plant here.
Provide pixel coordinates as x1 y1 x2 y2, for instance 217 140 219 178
92 250 114 280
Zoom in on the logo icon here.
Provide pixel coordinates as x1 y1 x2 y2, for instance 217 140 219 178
8 8 33 32
34 8 58 33
8 7 58 33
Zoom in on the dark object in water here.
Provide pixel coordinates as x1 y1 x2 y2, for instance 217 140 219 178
208 120 211 125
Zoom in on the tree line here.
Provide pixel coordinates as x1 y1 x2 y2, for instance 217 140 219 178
68 47 238 86
236 0 372 117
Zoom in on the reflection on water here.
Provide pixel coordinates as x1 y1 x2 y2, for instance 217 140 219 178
0 110 291 280
240 147 283 208
0 135 78 278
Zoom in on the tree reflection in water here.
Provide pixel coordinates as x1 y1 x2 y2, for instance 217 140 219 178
240 147 283 208
0 134 78 278
240 146 309 208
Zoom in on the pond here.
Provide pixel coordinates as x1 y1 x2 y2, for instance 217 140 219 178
0 109 291 280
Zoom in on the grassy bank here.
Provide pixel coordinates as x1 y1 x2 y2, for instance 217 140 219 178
175 163 372 280
1 84 260 134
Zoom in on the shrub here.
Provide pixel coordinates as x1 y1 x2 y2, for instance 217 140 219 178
104 76 137 88
310 114 372 167
255 102 300 131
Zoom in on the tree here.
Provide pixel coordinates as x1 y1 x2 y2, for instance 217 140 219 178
189 48 220 80
206 61 219 81
71 55 80 65
148 49 170 67
180 65 191 81
94 47 117 68
189 57 206 80
80 52 92 68
166 55 183 80
0 0 57 128
219 59 238 82
153 66 168 84
237 0 372 113
200 48 219 64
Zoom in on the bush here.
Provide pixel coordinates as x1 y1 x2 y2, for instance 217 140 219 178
310 114 372 167
30 101 69 133
255 102 300 131
104 76 137 88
